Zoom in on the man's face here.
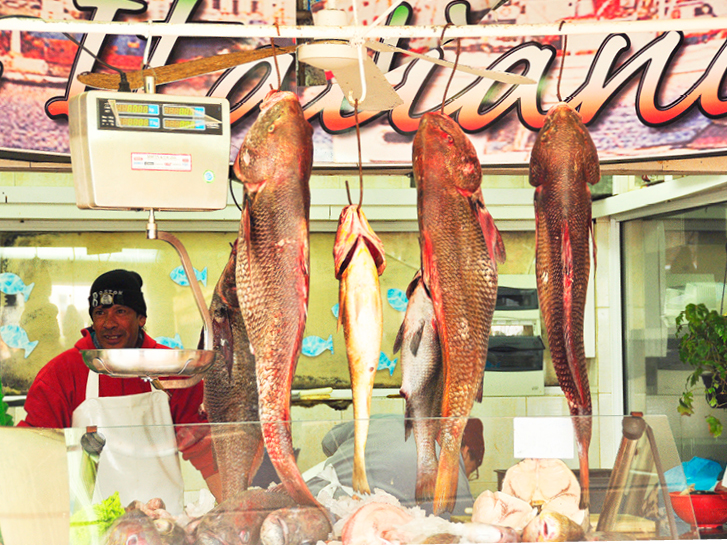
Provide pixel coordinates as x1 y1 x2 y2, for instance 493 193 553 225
91 304 146 349
462 446 480 480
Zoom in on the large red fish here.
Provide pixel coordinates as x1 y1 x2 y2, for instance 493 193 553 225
333 204 386 494
233 90 316 506
413 112 505 514
529 102 599 510
203 241 263 502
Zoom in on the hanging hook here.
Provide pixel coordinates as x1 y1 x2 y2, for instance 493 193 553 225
441 35 461 115
556 20 568 103
354 98 364 209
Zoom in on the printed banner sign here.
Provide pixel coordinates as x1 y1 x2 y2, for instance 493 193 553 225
1 0 726 168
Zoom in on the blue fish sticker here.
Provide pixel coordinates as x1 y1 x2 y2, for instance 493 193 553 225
170 266 208 287
302 334 334 357
387 288 409 312
0 325 38 358
157 333 184 350
378 352 398 376
0 272 34 302
331 303 339 319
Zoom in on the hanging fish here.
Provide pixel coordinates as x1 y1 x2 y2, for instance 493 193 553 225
394 271 443 503
414 112 505 514
387 288 409 312
169 265 208 287
0 324 39 358
530 102 599 510
301 334 334 357
234 90 318 507
156 333 184 350
334 204 386 495
0 272 34 301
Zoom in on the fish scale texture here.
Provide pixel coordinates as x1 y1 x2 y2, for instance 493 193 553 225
204 243 262 502
414 112 500 513
530 102 600 508
234 91 315 506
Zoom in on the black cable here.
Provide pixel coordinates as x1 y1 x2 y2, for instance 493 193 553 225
229 176 242 212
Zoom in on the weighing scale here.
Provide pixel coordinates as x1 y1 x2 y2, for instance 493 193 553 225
68 83 231 389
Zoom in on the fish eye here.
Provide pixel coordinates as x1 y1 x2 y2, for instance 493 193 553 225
268 123 275 133
126 536 138 545
240 529 250 543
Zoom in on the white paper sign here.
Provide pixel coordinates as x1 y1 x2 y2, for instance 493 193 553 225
513 417 575 459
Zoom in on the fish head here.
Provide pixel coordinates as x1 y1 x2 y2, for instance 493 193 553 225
413 112 481 195
233 91 313 193
530 102 600 188
333 205 386 278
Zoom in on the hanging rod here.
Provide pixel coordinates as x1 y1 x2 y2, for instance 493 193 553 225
0 16 726 39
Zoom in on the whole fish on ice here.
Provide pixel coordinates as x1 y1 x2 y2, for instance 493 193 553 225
203 240 262 502
413 111 505 514
394 271 443 503
333 204 386 494
234 90 317 506
529 101 599 510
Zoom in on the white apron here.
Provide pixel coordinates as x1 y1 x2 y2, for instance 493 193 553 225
70 370 185 515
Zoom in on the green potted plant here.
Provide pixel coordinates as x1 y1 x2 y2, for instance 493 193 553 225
675 302 727 437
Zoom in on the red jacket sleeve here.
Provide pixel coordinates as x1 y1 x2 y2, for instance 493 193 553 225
169 380 218 479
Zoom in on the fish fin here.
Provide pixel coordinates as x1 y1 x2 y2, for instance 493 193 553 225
416 470 437 504
240 197 254 281
533 186 542 257
562 222 588 408
409 320 426 358
403 402 413 441
588 186 597 273
393 320 405 354
247 435 266 488
475 375 483 403
472 189 506 266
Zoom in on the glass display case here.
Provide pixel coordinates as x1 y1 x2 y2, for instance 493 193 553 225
0 414 712 544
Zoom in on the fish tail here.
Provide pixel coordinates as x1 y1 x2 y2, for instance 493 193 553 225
23 283 35 302
263 420 320 507
433 443 460 514
352 394 372 494
24 340 39 358
416 464 438 504
199 267 208 287
326 334 334 354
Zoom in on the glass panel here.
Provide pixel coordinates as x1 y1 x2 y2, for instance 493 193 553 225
0 415 703 544
622 203 727 465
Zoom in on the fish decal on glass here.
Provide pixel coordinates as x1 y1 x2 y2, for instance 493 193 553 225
0 324 38 358
386 288 409 312
157 333 184 350
169 266 208 287
331 303 339 319
301 334 334 357
0 272 34 302
378 352 398 376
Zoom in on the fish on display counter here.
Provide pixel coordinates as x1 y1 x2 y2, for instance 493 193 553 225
394 271 443 504
333 204 387 494
233 90 317 507
190 487 297 545
529 101 600 510
259 506 332 545
203 240 263 502
413 111 506 514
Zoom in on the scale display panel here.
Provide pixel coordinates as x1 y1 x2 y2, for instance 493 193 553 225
69 90 231 211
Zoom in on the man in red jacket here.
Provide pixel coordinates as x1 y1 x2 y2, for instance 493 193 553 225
19 269 220 512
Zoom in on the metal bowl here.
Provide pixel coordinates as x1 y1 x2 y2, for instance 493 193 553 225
80 349 216 378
